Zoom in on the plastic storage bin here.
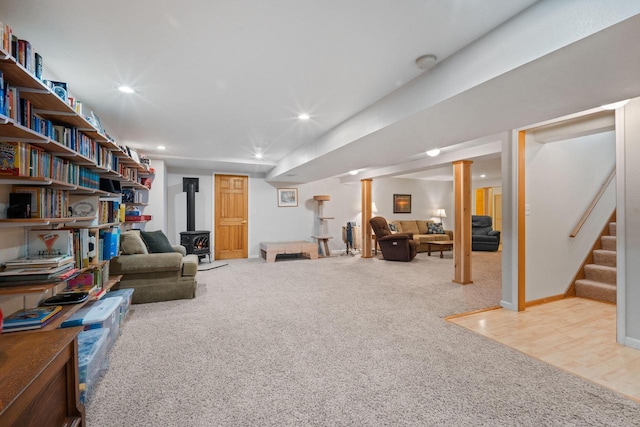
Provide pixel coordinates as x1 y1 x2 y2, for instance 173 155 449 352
77 328 109 403
103 288 134 326
61 296 123 349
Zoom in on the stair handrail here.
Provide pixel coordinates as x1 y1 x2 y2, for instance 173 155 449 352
570 168 616 238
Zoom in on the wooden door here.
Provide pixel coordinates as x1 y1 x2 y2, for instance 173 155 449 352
494 194 503 233
215 174 248 259
475 188 485 215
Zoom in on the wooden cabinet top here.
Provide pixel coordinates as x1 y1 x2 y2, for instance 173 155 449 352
0 327 82 414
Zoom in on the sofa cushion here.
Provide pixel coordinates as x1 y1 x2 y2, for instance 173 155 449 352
416 220 429 234
110 252 183 274
398 221 419 235
416 234 450 243
120 231 149 255
141 230 175 253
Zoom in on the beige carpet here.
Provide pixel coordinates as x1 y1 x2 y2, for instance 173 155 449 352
86 251 640 426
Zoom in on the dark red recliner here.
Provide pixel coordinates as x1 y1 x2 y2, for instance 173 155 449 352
369 216 417 262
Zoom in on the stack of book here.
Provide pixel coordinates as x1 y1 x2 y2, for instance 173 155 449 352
0 254 76 283
1 305 62 332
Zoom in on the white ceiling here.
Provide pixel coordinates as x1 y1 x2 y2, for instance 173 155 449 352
0 0 539 179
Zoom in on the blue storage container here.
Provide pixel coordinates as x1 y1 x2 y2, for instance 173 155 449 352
61 297 122 349
77 328 109 403
103 288 134 326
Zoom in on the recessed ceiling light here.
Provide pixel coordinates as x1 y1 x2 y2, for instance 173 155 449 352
118 86 135 94
480 174 487 178
298 113 310 120
601 100 630 110
349 170 359 175
426 148 440 157
157 145 166 150
255 153 263 159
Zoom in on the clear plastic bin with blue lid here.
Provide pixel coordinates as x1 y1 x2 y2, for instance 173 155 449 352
102 288 134 326
61 297 123 349
77 328 110 403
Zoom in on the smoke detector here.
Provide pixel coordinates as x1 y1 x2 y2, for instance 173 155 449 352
415 54 437 71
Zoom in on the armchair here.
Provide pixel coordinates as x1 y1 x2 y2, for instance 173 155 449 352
370 216 417 262
471 215 501 251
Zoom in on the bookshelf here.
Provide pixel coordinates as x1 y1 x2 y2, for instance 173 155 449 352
0 33 148 322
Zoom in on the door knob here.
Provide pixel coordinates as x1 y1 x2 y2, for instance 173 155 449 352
241 220 247 224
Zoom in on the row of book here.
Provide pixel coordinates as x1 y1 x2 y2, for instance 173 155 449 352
0 227 114 284
0 141 101 189
0 22 42 80
12 187 69 219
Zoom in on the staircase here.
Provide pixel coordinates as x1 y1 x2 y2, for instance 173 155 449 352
575 222 617 304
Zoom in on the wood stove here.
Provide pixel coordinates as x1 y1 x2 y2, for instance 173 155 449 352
180 177 211 262
180 230 211 262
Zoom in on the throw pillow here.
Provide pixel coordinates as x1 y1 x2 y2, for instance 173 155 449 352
120 231 148 255
428 222 445 234
140 230 175 253
388 222 398 232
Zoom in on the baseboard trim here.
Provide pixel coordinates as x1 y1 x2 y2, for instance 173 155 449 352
525 294 567 307
623 336 640 351
444 306 502 321
500 300 518 311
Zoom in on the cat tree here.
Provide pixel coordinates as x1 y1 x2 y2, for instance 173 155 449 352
312 195 333 257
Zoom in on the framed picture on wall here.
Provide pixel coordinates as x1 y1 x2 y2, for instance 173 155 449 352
393 194 411 213
277 188 298 207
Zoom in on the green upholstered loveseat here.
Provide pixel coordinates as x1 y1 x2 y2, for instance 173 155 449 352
110 244 198 304
389 220 453 253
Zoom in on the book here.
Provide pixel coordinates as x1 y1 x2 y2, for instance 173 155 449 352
0 141 21 176
4 254 74 269
28 229 73 257
65 273 97 293
2 305 62 328
0 262 74 281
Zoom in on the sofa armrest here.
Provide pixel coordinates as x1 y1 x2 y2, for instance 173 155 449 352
110 252 183 274
182 254 199 277
488 230 500 237
173 245 187 256
445 230 454 240
378 232 412 242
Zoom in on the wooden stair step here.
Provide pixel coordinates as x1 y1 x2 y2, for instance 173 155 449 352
593 249 617 267
575 279 616 304
601 235 617 251
584 264 616 285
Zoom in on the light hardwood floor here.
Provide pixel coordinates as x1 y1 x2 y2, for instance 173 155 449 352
448 297 640 402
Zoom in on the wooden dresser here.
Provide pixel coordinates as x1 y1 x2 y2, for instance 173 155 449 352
0 327 85 427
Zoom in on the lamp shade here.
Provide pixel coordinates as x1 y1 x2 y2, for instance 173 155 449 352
371 202 378 213
435 208 446 218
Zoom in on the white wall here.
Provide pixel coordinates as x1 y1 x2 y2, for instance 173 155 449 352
620 98 640 348
372 178 454 229
164 168 214 245
160 170 456 258
525 130 616 301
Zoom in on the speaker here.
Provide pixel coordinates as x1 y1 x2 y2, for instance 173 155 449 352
8 193 32 218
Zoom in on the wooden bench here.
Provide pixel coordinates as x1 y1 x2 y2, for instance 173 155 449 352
260 241 319 263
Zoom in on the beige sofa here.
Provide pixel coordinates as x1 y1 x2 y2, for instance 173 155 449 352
389 220 453 253
110 245 198 304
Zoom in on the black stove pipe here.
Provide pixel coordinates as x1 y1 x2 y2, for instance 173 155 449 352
182 177 199 232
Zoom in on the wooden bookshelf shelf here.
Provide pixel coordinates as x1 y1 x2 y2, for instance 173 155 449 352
0 282 57 295
0 215 95 227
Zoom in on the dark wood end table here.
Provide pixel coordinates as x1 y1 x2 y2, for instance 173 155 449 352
427 240 454 258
